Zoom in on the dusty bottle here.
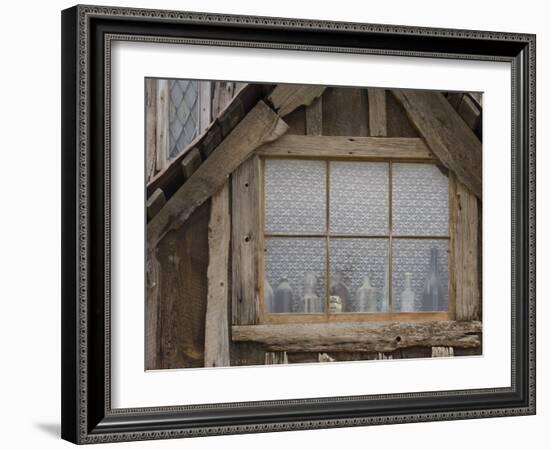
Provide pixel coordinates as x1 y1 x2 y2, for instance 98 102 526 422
356 276 378 312
303 272 322 313
422 248 443 311
264 279 274 313
330 270 350 312
400 272 415 312
274 277 293 313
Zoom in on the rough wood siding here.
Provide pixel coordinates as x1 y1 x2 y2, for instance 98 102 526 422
450 173 481 321
386 89 420 137
322 87 369 136
231 156 262 326
147 201 211 369
145 79 158 183
204 185 231 367
368 88 387 137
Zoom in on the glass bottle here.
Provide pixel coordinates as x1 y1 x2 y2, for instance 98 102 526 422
381 266 389 312
356 276 378 312
264 278 274 313
400 272 415 312
303 272 322 313
422 247 442 311
274 277 293 313
330 270 350 312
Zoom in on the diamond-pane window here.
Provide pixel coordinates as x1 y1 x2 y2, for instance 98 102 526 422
168 80 200 159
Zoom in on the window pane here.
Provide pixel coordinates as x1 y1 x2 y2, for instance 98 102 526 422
264 159 326 234
392 239 449 312
329 162 388 235
329 238 389 312
392 163 448 236
264 238 326 313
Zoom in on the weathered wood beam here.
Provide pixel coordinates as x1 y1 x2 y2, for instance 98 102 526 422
181 147 202 180
232 321 481 353
204 183 231 368
155 79 169 174
145 79 157 183
450 173 481 321
391 89 482 199
148 101 289 247
146 188 166 221
368 88 387 137
268 84 326 117
256 135 434 160
232 156 262 326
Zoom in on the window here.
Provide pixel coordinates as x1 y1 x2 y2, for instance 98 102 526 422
262 158 450 322
168 79 201 159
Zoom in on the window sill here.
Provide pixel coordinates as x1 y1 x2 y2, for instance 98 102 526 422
231 320 481 353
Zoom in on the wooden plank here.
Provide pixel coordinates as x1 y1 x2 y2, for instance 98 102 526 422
148 101 289 247
204 184 231 367
386 90 420 137
231 156 262 326
450 173 481 321
145 248 161 369
155 79 169 174
265 352 288 365
457 94 482 131
256 135 434 160
232 321 482 353
146 202 211 369
199 81 212 132
181 147 202 180
305 96 323 135
146 188 166 221
432 346 455 357
268 84 326 117
322 87 369 136
368 88 387 137
145 78 158 182
391 89 482 199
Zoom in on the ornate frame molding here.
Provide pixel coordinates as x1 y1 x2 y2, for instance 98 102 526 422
61 5 536 444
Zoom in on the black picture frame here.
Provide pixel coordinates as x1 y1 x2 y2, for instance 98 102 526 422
61 4 536 444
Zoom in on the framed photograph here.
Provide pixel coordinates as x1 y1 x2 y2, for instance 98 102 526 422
61 4 536 444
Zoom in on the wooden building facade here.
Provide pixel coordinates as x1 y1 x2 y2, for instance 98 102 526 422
145 81 482 370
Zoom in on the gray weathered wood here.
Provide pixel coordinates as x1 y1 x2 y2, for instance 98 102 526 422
232 321 481 353
148 101 288 247
145 79 158 182
256 135 434 160
181 147 202 180
368 88 387 137
432 346 455 357
155 79 169 174
199 81 212 132
204 184 231 367
268 84 326 117
265 352 288 365
457 94 481 131
391 89 482 199
146 188 166 221
322 87 369 137
450 173 481 321
145 202 211 369
231 156 262 326
305 96 323 135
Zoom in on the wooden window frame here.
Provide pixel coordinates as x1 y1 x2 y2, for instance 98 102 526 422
258 155 455 325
